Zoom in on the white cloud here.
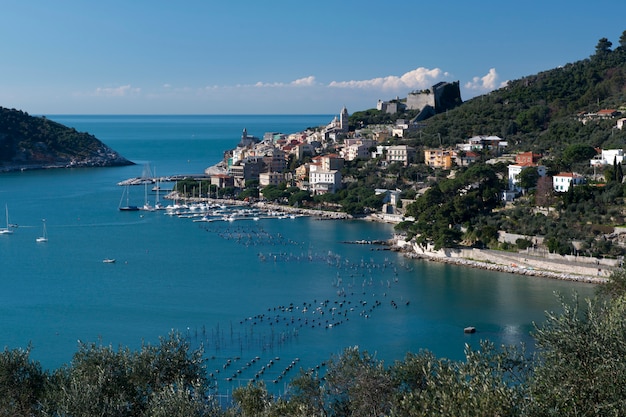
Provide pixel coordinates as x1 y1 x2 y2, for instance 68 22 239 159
464 68 508 92
94 84 141 97
252 76 317 88
290 76 316 87
328 68 449 90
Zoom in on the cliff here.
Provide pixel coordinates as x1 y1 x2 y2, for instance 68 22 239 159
0 107 133 172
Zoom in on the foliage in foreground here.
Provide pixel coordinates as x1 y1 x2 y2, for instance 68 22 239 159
4 271 626 416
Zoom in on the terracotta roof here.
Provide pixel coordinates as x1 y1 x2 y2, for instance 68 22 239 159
555 172 583 178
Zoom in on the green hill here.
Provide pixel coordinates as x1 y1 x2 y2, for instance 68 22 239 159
415 34 626 153
0 107 133 172
352 31 626 257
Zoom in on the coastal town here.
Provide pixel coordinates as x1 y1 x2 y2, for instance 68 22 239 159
112 85 626 284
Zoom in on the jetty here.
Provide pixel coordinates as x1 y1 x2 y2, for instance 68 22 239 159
117 173 210 186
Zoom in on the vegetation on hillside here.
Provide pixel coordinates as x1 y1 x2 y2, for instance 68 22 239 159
410 33 626 153
347 30 626 157
0 107 133 169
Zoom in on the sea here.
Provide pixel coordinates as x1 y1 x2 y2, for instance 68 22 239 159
0 115 595 395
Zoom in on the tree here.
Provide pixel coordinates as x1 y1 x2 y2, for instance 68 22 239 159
595 37 613 56
289 370 327 416
518 166 540 192
597 267 626 299
44 331 210 417
535 176 555 207
561 143 596 167
620 30 626 49
231 381 273 417
0 346 47 416
261 184 286 201
144 379 219 417
288 190 312 207
390 342 529 416
323 346 394 417
529 292 626 416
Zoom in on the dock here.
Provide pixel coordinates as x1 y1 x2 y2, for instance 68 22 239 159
117 174 211 186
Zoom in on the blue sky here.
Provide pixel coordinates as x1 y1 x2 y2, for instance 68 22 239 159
1 0 624 115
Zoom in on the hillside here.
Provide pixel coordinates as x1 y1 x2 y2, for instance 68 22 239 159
353 32 626 258
0 107 133 172
414 35 626 153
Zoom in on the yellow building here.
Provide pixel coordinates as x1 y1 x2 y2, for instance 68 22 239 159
424 149 454 169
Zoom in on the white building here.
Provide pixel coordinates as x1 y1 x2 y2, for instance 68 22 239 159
508 163 547 192
590 149 625 166
310 170 342 195
458 135 507 153
553 172 585 192
259 172 285 187
386 145 416 166
342 143 370 161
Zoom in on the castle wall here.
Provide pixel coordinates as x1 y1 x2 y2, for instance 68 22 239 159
406 92 434 111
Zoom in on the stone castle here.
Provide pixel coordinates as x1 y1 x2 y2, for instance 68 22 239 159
377 81 462 119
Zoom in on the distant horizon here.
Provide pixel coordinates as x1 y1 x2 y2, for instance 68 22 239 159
41 113 336 116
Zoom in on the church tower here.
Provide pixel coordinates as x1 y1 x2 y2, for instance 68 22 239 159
340 106 349 133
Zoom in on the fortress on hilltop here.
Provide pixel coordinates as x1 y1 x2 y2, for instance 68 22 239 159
377 81 462 118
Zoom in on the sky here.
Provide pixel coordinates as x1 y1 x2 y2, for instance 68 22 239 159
0 0 624 115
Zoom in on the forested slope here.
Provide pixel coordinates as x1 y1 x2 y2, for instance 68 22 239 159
0 107 133 171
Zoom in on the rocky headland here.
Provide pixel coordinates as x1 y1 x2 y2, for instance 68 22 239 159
0 107 133 172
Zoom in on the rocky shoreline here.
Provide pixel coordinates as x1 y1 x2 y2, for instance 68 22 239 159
0 154 134 173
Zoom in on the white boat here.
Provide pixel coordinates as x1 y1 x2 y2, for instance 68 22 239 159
0 204 13 235
154 169 165 210
102 258 116 263
36 219 48 243
118 185 139 211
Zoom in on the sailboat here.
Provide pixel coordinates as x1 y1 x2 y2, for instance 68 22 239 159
142 181 155 211
0 204 13 235
118 184 139 211
140 162 155 211
153 167 164 210
36 219 48 243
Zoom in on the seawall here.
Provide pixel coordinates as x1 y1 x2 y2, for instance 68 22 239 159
394 237 609 284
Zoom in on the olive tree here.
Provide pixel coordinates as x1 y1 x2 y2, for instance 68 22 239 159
0 346 47 417
390 342 529 416
43 331 212 417
529 291 626 415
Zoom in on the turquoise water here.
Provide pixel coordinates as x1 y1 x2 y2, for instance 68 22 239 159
0 115 595 393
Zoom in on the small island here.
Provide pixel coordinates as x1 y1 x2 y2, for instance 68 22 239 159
0 107 133 172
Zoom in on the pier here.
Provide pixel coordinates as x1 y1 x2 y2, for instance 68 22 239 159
117 173 211 186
